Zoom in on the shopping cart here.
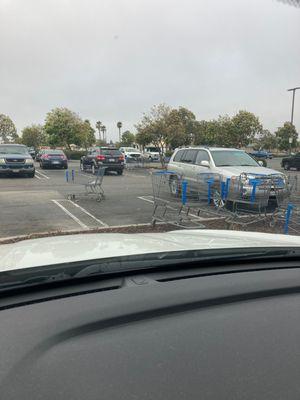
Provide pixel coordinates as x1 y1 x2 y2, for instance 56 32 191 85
272 175 300 234
225 174 273 228
67 167 106 202
151 170 205 228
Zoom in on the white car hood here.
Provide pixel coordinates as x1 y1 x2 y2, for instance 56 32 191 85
216 165 283 178
0 230 299 272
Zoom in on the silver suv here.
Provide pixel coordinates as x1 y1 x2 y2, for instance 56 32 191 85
167 147 284 200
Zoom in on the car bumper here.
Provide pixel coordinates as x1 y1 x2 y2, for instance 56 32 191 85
41 161 68 168
0 165 35 174
97 162 124 171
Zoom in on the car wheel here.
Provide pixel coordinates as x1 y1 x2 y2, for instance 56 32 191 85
27 172 35 178
169 176 180 196
212 190 225 208
283 163 290 171
64 164 68 169
80 162 85 172
117 170 123 175
91 164 96 175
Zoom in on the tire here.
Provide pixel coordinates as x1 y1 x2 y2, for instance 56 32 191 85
80 162 85 172
63 164 68 170
117 170 123 175
169 176 180 196
212 190 225 209
27 172 35 178
283 163 290 171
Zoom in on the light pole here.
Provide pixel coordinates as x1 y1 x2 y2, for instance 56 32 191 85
287 87 300 125
287 87 300 154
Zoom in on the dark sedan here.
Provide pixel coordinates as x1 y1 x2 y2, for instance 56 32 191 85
39 149 68 169
80 147 125 175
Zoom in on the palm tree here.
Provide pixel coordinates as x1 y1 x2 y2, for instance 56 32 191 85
117 121 122 141
101 125 106 142
96 121 101 140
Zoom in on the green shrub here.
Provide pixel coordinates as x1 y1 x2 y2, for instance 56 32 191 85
65 150 86 160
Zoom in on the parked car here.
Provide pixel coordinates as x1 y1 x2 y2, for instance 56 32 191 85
0 144 35 177
39 149 68 169
143 147 161 161
119 147 143 163
167 147 284 204
249 150 272 159
80 147 125 175
27 147 36 159
281 152 300 171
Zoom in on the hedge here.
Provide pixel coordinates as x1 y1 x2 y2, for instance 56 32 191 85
65 150 86 160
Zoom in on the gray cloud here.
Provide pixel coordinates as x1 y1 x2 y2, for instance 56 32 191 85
0 0 299 140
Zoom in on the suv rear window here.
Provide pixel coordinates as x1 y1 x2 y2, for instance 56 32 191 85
173 149 186 162
101 149 121 156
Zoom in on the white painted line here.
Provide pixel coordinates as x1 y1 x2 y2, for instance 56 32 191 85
36 170 50 179
67 199 108 227
34 174 42 180
51 200 88 229
137 196 154 204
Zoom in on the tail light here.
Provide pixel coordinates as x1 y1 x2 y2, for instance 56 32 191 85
119 155 125 161
96 155 106 161
41 154 49 159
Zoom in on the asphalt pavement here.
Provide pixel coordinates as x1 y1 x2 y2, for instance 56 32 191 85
0 161 155 238
0 157 296 239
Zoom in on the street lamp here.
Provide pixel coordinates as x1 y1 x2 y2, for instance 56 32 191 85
287 87 300 125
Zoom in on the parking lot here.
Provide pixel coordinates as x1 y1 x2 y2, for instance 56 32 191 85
0 161 158 238
0 157 296 239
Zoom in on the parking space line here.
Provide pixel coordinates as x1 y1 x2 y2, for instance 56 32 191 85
36 170 50 179
34 174 42 180
51 200 88 229
67 199 108 227
138 196 154 204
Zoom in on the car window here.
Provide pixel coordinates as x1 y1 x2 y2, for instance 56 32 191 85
0 146 29 155
173 149 186 162
101 149 121 155
181 149 198 163
195 150 210 165
210 150 259 167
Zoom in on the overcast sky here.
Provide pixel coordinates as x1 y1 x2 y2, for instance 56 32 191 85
0 0 299 141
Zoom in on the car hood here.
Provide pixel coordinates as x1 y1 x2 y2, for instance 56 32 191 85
3 153 31 159
0 230 299 272
126 152 142 156
215 165 283 178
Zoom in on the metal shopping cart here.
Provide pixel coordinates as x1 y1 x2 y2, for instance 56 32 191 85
272 174 300 234
67 167 106 202
225 173 273 228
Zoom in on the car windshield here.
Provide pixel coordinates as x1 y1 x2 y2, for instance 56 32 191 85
0 0 299 283
0 146 28 155
211 151 259 167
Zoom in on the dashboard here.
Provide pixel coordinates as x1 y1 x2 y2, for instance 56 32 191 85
0 261 300 399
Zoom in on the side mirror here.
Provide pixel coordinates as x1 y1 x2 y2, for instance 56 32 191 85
258 160 264 166
200 160 210 168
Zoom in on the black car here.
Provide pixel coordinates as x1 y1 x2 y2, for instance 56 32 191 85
80 147 125 175
281 152 300 171
27 147 36 159
39 149 68 169
0 144 35 177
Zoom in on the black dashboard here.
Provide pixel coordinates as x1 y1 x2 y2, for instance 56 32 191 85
1 261 300 399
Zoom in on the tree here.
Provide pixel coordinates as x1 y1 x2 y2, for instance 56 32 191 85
255 129 278 151
44 107 83 149
96 121 102 140
165 107 196 149
230 110 263 147
100 125 106 142
135 104 172 166
78 120 96 149
275 122 298 151
21 124 47 148
0 114 18 143
117 121 122 141
121 131 136 146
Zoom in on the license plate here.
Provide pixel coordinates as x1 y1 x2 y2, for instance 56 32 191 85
52 161 60 164
109 158 115 162
12 169 20 173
